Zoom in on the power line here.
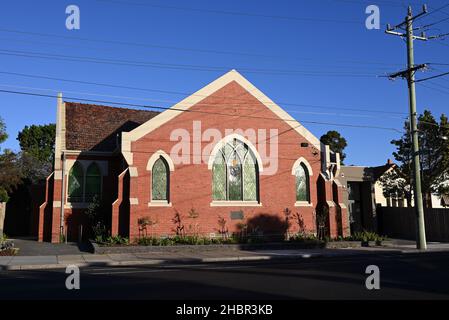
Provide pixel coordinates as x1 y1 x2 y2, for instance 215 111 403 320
0 70 407 115
413 2 449 23
0 48 383 77
0 88 402 133
0 83 406 120
0 28 402 67
415 70 449 82
95 0 362 24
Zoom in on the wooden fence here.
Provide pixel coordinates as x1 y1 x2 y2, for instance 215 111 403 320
377 207 449 242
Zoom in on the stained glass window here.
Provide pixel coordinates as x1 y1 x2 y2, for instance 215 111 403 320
85 163 101 202
212 154 226 200
212 138 259 202
68 161 84 203
295 163 310 202
243 154 257 201
152 157 168 201
228 150 242 200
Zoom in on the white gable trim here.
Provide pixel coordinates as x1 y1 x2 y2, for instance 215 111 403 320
122 69 322 165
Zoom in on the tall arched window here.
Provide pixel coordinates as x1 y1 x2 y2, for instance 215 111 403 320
212 138 259 201
152 157 169 201
295 163 310 202
68 161 84 203
85 163 101 202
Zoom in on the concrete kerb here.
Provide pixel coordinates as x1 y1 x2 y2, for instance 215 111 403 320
0 252 325 271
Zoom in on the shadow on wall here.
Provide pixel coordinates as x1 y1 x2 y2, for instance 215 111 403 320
244 213 288 242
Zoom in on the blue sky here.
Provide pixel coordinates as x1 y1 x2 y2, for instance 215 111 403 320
0 0 448 166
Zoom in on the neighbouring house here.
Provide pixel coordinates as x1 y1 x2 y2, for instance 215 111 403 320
340 160 449 233
36 70 349 243
339 161 395 233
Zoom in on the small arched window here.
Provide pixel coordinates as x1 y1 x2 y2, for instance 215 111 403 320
85 163 101 202
212 138 259 202
68 161 84 203
152 157 169 201
295 163 310 202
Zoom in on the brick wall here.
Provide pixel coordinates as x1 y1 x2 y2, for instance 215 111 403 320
127 81 325 240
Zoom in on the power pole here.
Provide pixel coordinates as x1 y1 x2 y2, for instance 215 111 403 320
386 5 428 250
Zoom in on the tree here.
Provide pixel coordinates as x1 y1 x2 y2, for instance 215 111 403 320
320 130 348 164
387 110 449 207
0 116 22 201
17 124 55 163
17 124 55 183
0 117 7 145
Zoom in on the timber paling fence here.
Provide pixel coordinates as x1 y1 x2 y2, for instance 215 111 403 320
377 207 449 242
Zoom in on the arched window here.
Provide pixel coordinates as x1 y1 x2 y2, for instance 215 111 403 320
85 163 101 202
295 163 310 202
152 157 169 201
68 161 84 203
212 138 259 201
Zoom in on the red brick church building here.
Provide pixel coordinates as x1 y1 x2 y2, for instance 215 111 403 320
37 70 349 243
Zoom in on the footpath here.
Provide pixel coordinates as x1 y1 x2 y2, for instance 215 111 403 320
1 238 449 271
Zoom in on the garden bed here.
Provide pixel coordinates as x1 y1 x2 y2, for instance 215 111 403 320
90 239 391 254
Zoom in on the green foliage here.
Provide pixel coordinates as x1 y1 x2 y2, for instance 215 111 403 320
0 149 22 194
320 130 348 164
0 187 9 202
288 233 319 242
16 124 56 183
86 195 109 240
345 231 385 242
389 110 449 203
0 117 7 145
96 235 129 246
135 235 240 246
17 124 55 163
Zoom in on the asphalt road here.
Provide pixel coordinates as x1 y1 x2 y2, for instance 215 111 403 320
1 252 449 300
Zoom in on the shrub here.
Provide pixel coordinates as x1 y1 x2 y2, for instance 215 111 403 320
289 233 320 243
0 187 9 203
346 231 386 242
96 235 129 246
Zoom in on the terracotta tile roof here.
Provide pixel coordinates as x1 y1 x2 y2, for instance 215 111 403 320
64 102 159 152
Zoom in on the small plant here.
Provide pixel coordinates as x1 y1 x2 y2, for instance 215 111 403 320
283 208 292 240
97 235 129 246
187 208 200 237
86 195 109 240
347 231 386 246
172 210 185 237
316 207 329 241
217 215 229 239
236 222 248 239
138 216 158 237
289 233 320 243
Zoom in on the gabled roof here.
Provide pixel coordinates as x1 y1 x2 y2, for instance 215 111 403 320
371 162 396 181
64 102 159 152
121 69 324 165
